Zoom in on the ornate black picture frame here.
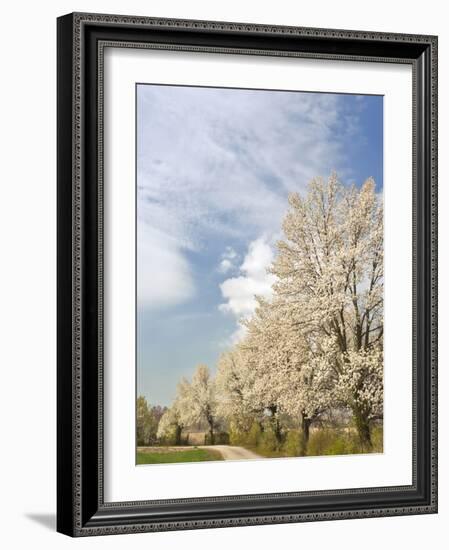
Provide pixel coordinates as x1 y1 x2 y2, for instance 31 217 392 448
57 12 438 536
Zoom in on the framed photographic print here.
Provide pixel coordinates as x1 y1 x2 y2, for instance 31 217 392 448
57 12 438 536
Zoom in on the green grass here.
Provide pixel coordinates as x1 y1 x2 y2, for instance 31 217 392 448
137 448 224 465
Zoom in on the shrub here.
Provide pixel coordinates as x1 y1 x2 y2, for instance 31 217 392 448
228 420 262 447
283 430 300 457
228 423 245 446
204 431 230 445
307 429 337 456
307 428 360 456
246 422 262 447
323 431 356 455
370 425 383 452
259 428 279 453
305 426 384 456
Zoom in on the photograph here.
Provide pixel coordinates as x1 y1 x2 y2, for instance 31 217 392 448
136 84 384 465
54 9 437 538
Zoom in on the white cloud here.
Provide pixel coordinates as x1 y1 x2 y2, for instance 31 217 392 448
222 246 238 260
219 236 276 320
240 239 274 281
218 246 238 273
221 324 248 348
218 258 233 274
137 224 195 309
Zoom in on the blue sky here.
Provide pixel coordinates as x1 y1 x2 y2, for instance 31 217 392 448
136 84 383 407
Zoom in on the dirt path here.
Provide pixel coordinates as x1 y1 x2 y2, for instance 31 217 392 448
200 445 262 460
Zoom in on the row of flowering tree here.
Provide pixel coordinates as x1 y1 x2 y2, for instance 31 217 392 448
156 174 383 454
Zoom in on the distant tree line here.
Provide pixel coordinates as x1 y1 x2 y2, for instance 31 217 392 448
136 397 167 446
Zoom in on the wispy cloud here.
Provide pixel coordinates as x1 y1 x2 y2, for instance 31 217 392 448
137 85 361 310
137 86 348 245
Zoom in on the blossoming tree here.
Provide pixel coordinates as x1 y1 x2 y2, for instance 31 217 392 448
241 297 335 453
148 173 383 456
156 398 186 445
271 173 383 446
176 365 219 444
215 346 263 433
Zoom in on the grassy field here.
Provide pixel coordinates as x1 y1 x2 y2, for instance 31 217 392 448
137 448 224 464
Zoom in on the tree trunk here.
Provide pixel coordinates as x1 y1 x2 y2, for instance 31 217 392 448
273 417 282 447
175 424 182 446
300 416 311 456
207 418 215 445
353 408 372 448
268 405 283 448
